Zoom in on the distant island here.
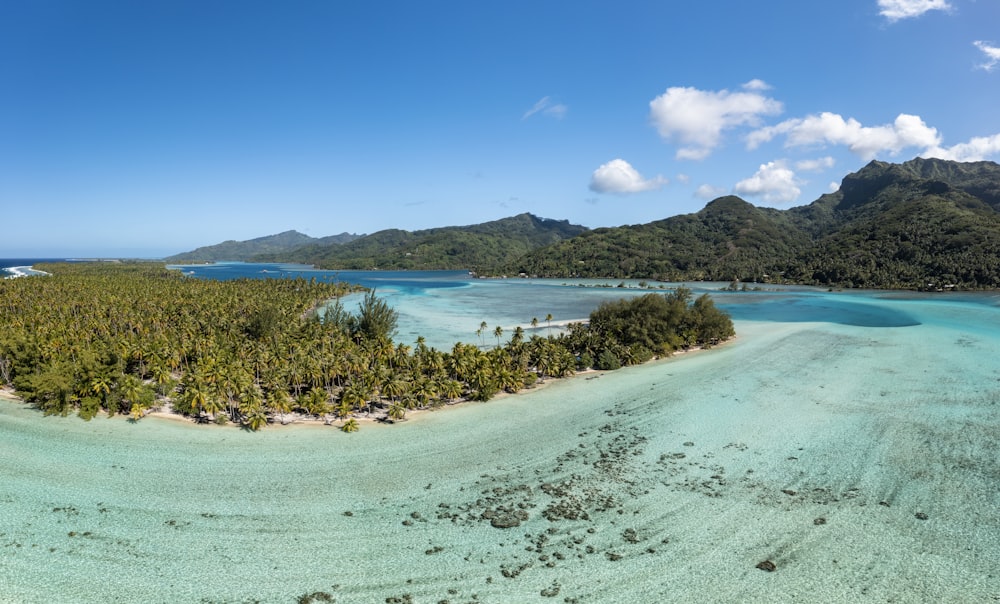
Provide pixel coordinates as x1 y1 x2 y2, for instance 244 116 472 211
166 158 1000 290
164 230 362 263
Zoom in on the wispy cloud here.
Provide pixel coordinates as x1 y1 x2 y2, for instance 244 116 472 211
974 41 1000 71
589 159 667 194
741 79 773 91
694 184 727 200
795 156 836 172
523 96 568 120
877 0 952 22
649 82 782 160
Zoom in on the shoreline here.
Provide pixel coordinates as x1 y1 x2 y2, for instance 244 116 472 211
2 265 51 279
0 338 733 431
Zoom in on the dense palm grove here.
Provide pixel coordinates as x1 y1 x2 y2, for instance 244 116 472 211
0 263 733 430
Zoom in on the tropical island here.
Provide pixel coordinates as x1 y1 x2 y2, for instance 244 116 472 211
165 158 1000 291
0 262 733 430
5 156 1000 430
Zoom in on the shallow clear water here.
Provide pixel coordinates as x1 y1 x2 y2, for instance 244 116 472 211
2 272 998 603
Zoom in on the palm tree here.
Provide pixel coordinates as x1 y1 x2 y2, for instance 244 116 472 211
302 386 331 420
336 397 353 419
382 375 409 405
411 375 439 408
493 325 504 348
477 321 488 347
339 381 368 415
448 342 475 382
387 402 406 421
341 418 360 433
178 373 218 420
267 387 294 425
439 378 464 402
119 374 150 420
90 375 112 398
243 404 268 431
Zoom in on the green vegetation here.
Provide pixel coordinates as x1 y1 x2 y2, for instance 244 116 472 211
504 196 810 282
0 263 733 430
262 213 588 272
588 289 734 357
164 230 359 263
165 158 1000 290
505 159 1000 290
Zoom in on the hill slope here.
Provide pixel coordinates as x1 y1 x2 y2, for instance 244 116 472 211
264 213 589 271
164 158 1000 289
165 230 360 263
782 159 1000 288
501 197 810 282
505 158 1000 289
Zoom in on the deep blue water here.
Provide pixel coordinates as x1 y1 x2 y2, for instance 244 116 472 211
711 289 922 327
0 258 68 277
0 258 66 270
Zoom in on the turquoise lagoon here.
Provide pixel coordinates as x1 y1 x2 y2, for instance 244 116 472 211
2 270 998 603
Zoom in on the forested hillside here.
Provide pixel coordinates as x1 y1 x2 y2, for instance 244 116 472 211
165 159 1000 290
165 230 359 263
507 158 1000 290
501 196 811 282
262 213 588 271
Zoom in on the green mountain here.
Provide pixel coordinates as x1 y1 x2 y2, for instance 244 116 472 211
165 159 1000 289
263 213 589 271
505 158 1000 290
499 196 810 282
782 158 1000 288
165 230 360 263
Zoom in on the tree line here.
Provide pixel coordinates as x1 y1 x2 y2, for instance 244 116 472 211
0 263 733 430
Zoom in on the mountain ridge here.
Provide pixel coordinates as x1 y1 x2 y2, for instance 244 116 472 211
164 230 360 263
165 158 1000 289
259 213 589 271
504 158 1000 289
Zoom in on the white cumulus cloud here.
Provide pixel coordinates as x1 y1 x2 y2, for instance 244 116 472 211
924 133 1000 161
974 41 1000 71
523 96 568 120
748 112 941 160
734 161 802 204
878 0 951 22
589 159 667 194
649 84 783 160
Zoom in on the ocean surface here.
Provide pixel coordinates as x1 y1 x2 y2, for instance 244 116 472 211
1 263 998 602
0 258 67 278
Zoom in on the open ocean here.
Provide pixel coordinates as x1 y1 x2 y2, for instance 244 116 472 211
1 264 998 602
0 258 67 278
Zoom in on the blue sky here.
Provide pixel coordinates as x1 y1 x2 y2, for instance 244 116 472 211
2 0 998 257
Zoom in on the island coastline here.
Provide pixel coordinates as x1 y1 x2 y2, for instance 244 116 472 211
0 338 733 431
